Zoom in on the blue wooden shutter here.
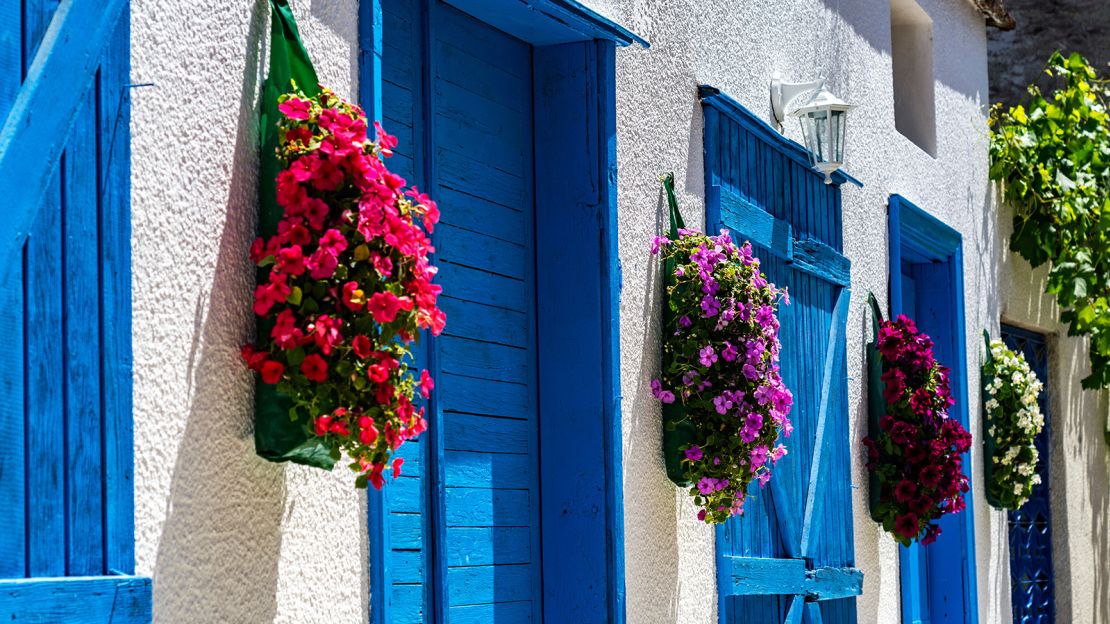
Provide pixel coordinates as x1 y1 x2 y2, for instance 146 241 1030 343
0 1 149 620
700 87 862 624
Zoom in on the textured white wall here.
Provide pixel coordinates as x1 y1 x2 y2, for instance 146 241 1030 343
129 0 365 622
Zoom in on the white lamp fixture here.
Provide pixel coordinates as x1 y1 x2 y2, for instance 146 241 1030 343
770 76 853 184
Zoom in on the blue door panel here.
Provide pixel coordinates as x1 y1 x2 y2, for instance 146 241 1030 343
381 1 541 620
1002 325 1055 624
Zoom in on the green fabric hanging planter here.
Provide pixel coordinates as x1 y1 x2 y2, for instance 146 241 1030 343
252 0 334 469
659 173 696 486
865 292 886 522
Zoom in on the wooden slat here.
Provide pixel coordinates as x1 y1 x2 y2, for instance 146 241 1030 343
98 8 134 576
24 169 64 577
799 288 850 558
722 556 862 602
0 576 151 623
0 243 25 577
446 563 532 606
445 527 532 566
63 88 104 576
0 0 128 257
443 413 531 454
718 187 793 259
792 237 850 287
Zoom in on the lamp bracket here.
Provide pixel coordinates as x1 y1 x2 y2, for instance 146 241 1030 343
770 75 824 129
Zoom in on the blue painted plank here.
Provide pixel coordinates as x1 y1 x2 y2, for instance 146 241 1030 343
800 288 850 558
450 600 533 624
63 90 104 577
0 0 26 577
438 373 533 418
445 527 532 566
390 550 423 585
446 564 532 606
435 262 527 313
443 451 532 489
435 224 527 279
718 187 793 258
434 186 527 244
436 145 529 213
0 239 25 579
445 488 531 527
443 413 532 454
439 297 528 348
389 584 422 624
24 169 64 577
0 576 151 623
438 336 530 384
98 7 135 577
0 0 128 257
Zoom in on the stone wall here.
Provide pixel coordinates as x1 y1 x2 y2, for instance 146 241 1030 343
987 0 1110 107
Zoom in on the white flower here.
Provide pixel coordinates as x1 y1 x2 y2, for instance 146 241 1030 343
1032 474 1042 485
1014 483 1024 495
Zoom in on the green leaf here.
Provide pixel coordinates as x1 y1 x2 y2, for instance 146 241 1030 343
288 286 303 306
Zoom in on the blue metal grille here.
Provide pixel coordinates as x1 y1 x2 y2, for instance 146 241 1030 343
1001 324 1056 624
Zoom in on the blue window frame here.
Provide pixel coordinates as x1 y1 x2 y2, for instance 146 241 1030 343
888 194 978 624
359 2 644 622
0 1 149 620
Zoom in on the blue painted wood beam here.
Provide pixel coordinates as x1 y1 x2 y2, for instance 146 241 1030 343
720 556 863 601
443 0 648 47
0 576 152 623
0 0 129 257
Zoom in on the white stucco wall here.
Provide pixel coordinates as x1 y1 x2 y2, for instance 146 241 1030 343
127 0 1109 622
130 1 365 622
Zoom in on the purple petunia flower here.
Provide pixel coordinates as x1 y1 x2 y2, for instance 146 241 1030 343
721 341 739 362
713 393 735 415
700 295 721 317
696 477 717 495
699 345 718 367
679 315 693 328
650 235 669 255
684 445 703 461
750 445 769 469
742 363 759 380
650 378 675 404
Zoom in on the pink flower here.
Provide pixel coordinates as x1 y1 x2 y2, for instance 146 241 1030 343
275 245 306 276
420 369 435 399
392 457 404 479
271 309 305 350
306 247 339 279
342 281 365 312
279 97 312 120
253 273 291 316
684 445 703 461
311 315 343 355
367 291 409 324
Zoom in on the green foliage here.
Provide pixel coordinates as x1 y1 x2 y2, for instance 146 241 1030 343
990 52 1110 388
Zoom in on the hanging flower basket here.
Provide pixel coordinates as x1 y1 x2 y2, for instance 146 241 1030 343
244 0 443 489
653 174 793 525
864 294 971 545
982 331 1044 509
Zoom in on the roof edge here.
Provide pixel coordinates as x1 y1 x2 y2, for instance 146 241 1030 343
971 0 1016 31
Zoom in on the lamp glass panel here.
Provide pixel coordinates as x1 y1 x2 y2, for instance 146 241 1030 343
831 109 846 164
811 109 829 164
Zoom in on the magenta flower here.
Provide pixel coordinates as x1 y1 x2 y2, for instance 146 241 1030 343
684 445 704 461
699 345 718 367
701 295 721 317
650 235 669 255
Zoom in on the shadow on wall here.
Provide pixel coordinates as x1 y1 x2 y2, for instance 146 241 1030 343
152 0 286 621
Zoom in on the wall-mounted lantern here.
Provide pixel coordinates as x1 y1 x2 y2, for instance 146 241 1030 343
771 77 853 184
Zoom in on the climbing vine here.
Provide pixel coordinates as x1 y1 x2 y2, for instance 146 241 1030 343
989 52 1110 388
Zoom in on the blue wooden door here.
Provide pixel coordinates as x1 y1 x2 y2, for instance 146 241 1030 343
0 0 149 620
1001 325 1055 624
888 195 977 624
701 88 862 624
378 1 542 621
